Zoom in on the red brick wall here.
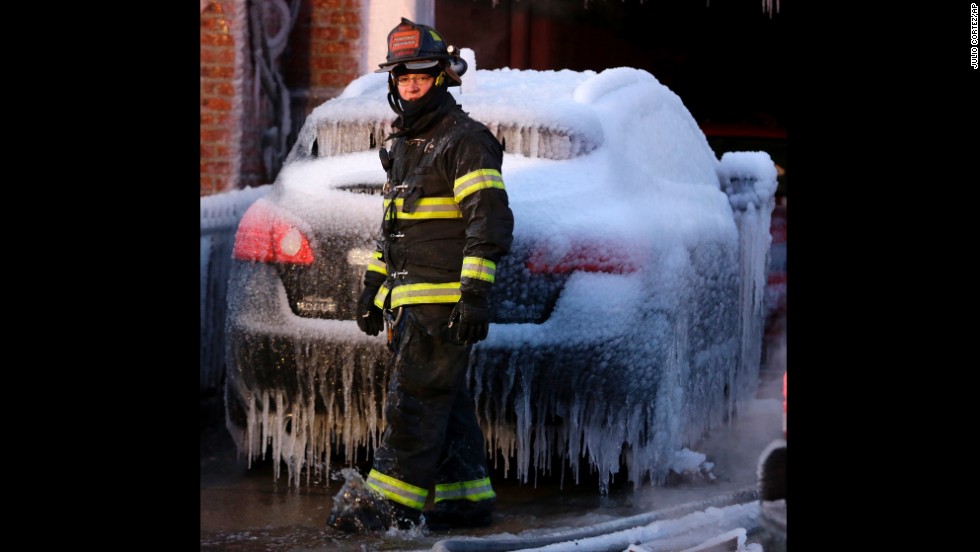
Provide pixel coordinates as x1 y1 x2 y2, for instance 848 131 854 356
200 0 362 198
200 1 240 196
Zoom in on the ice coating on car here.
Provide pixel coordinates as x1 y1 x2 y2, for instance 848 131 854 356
217 64 778 490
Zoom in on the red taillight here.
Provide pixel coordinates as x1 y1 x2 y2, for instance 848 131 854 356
232 200 314 264
525 244 638 274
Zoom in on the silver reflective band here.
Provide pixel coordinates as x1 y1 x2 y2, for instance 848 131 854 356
434 478 496 503
366 469 428 509
461 257 496 283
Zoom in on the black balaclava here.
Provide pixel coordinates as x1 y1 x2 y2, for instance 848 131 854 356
388 64 457 138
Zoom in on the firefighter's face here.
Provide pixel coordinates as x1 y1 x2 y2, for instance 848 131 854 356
395 73 435 101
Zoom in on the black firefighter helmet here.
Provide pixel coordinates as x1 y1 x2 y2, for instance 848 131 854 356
375 17 467 87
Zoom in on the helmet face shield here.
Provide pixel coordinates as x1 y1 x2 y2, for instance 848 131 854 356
376 59 441 74
403 60 441 70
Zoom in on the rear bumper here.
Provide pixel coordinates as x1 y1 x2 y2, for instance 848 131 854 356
223 261 609 421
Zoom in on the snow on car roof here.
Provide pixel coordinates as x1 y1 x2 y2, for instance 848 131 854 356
279 57 747 259
302 49 715 167
296 54 723 191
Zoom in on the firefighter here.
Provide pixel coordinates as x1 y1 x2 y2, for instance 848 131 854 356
326 17 515 533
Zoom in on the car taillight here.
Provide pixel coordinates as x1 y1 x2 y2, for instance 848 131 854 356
232 200 314 264
525 244 638 274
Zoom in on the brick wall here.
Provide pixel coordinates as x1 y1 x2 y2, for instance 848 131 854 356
200 0 363 198
201 1 243 196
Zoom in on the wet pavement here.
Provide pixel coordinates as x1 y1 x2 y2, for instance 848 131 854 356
200 365 784 552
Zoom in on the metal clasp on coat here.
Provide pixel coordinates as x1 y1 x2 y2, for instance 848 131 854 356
384 306 403 349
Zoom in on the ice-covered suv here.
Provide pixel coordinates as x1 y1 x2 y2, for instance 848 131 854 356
224 55 778 490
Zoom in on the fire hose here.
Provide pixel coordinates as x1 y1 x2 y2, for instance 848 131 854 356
430 486 760 552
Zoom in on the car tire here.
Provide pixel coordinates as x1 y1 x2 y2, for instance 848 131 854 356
759 443 786 501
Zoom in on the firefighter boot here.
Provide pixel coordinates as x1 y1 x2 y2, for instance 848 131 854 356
326 476 392 533
326 471 422 533
424 498 495 531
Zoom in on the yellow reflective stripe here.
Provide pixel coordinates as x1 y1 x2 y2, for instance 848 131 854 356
461 256 496 283
453 169 504 202
390 282 461 307
382 197 462 220
365 469 427 510
367 251 387 276
433 478 496 503
372 285 390 310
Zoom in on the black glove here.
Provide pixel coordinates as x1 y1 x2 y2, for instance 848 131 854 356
449 292 490 344
356 286 384 336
